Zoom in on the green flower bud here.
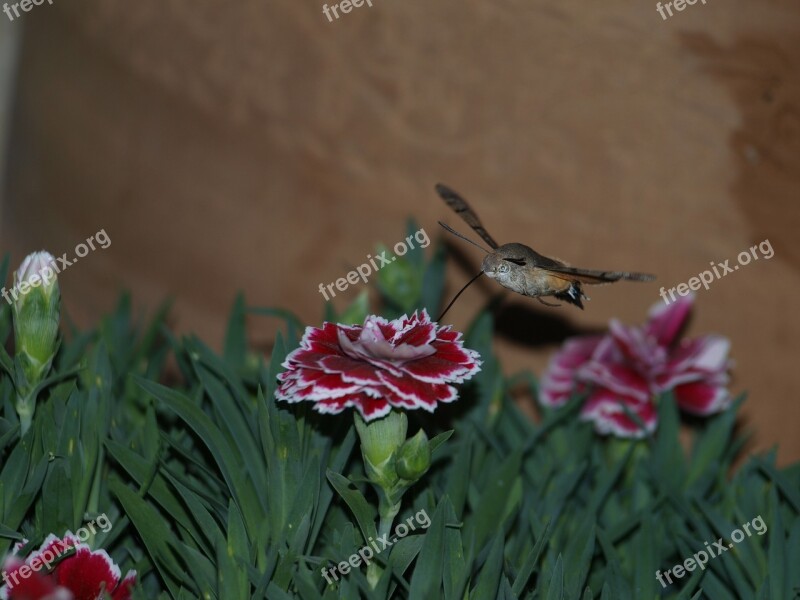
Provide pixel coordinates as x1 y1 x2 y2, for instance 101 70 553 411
354 410 407 487
13 251 60 373
12 251 60 435
396 428 431 481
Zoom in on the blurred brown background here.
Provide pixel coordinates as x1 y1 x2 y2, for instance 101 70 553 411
0 1 798 462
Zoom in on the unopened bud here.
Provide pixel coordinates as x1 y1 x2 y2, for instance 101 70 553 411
13 251 60 369
396 429 431 481
354 410 407 488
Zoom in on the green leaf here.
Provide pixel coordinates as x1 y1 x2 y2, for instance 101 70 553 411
110 477 187 597
308 427 356 552
408 497 448 600
192 362 267 495
511 517 552 595
135 377 262 544
217 499 249 599
428 430 454 458
325 470 378 544
247 307 304 346
445 431 472 520
442 498 467 600
470 532 504 599
421 241 446 316
337 290 370 326
632 514 655 600
468 448 522 549
687 397 741 485
767 487 786 600
563 515 595 599
542 553 564 600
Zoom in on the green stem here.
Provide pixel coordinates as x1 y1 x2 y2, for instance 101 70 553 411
16 392 35 436
378 496 401 539
366 494 401 589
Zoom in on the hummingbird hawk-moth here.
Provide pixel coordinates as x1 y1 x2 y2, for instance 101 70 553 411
435 183 655 320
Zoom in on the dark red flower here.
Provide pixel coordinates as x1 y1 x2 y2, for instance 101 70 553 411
539 295 732 438
276 310 481 420
1 533 135 600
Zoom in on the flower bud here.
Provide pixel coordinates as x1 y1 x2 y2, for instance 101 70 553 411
13 251 60 371
12 252 61 435
16 252 59 300
354 410 407 487
396 429 431 481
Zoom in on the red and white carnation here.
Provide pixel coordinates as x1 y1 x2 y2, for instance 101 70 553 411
276 310 481 420
1 533 135 600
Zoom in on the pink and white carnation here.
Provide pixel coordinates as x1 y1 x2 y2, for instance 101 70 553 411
539 295 732 438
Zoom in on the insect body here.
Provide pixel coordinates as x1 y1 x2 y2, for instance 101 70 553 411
436 183 655 318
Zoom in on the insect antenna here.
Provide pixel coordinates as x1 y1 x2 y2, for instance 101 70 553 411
437 271 484 322
438 221 490 253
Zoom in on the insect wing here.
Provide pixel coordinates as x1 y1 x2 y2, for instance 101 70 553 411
435 183 500 250
542 264 655 285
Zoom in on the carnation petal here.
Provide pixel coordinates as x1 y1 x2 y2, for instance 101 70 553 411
580 389 657 438
538 335 603 407
111 571 137 600
398 351 481 384
338 319 436 363
55 547 123 600
1 563 60 600
378 370 456 409
668 335 731 373
674 381 731 415
646 295 694 347
578 362 651 403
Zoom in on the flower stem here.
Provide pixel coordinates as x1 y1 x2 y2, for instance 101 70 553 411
366 495 401 588
16 392 35 436
378 496 400 539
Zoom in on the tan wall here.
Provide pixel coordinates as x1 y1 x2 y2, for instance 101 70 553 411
1 0 798 463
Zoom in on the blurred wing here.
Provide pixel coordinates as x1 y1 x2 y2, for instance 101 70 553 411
435 183 499 250
542 263 656 285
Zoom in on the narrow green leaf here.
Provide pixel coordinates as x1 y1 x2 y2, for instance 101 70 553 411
511 517 552 596
408 497 448 600
135 377 262 543
542 553 564 600
110 478 187 597
470 532 504 599
223 293 247 367
325 470 378 544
